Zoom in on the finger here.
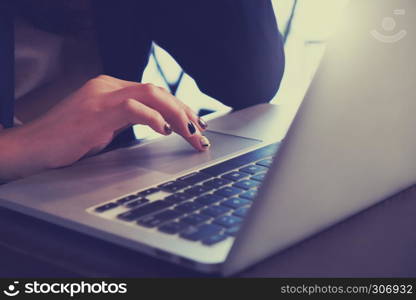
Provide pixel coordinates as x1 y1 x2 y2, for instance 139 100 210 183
175 121 211 152
107 79 206 132
109 81 211 151
120 99 172 136
136 96 210 151
187 131 212 152
181 103 208 132
112 84 196 139
103 78 197 132
120 99 210 151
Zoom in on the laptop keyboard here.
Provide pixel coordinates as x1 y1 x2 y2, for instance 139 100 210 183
91 143 279 246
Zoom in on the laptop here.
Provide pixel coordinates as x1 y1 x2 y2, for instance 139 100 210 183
0 0 415 276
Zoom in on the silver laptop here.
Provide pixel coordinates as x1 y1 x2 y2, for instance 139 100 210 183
0 0 415 276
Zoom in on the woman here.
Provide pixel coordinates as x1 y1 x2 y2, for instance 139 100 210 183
0 0 285 182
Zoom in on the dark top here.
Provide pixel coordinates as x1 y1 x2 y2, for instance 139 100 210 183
0 0 285 136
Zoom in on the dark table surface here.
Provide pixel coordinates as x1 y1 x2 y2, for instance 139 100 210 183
0 185 415 278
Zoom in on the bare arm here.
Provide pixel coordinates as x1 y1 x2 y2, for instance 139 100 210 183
0 75 210 182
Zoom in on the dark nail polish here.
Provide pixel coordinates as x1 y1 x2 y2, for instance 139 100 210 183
188 121 196 135
198 118 208 129
164 124 172 135
200 136 211 148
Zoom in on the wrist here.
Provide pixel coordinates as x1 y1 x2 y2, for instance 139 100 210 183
0 124 50 181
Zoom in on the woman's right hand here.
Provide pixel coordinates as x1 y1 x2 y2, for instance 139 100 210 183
0 75 210 181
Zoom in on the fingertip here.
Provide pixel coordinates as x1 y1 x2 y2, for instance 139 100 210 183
199 136 211 150
188 116 207 132
187 121 197 135
149 120 172 136
198 118 208 130
164 123 173 135
186 134 211 152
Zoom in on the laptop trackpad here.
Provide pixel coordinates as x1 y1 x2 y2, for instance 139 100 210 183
82 131 262 175
118 131 261 175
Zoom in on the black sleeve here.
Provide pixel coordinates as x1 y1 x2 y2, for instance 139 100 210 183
146 0 285 110
0 1 15 128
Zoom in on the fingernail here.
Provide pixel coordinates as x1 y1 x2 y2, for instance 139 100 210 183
164 123 172 135
200 136 211 148
198 118 208 129
188 121 196 135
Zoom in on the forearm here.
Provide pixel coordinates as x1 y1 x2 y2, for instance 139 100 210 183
1 74 212 182
0 126 45 182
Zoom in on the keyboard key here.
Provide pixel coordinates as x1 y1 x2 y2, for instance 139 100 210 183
214 215 243 228
137 209 183 228
158 221 190 235
233 206 250 218
125 198 149 208
117 200 172 221
256 158 273 167
195 194 224 206
203 178 231 189
202 233 228 246
222 198 251 209
95 202 118 213
201 158 248 177
200 205 231 217
181 213 211 226
221 171 248 181
225 225 241 236
164 192 192 204
178 172 212 185
180 224 223 241
240 190 257 200
214 186 243 197
184 185 211 196
240 165 268 175
201 143 279 176
251 173 266 182
137 187 160 197
116 195 138 205
158 181 187 193
175 201 204 213
233 179 260 190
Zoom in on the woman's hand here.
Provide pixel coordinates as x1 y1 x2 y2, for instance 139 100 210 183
0 75 210 181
